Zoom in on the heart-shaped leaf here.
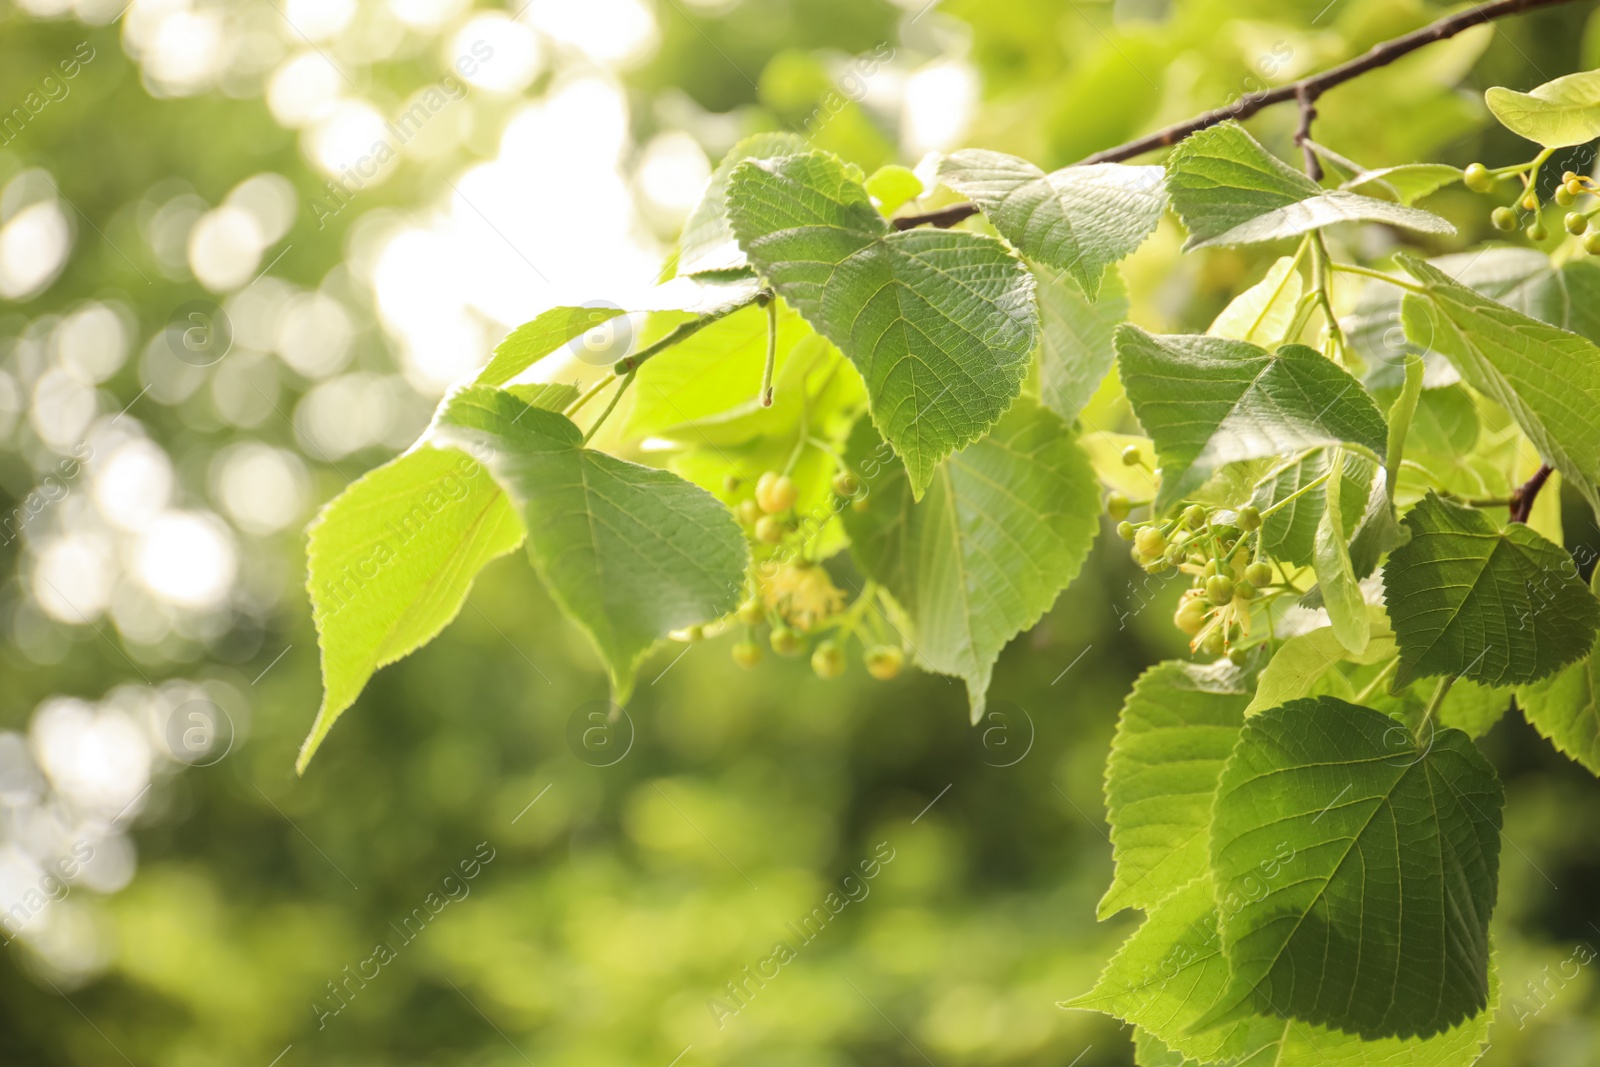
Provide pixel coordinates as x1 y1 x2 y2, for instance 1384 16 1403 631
1486 70 1600 148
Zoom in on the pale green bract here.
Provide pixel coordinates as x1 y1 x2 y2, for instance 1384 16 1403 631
1400 254 1600 515
726 150 1039 499
1311 448 1369 654
1208 254 1302 345
1339 163 1464 205
1486 69 1600 148
1114 327 1388 512
1245 609 1394 715
841 398 1098 723
1385 492 1600 689
1248 448 1373 568
937 149 1165 298
1035 263 1127 424
1163 122 1453 249
1201 698 1503 1041
1098 660 1249 919
433 386 748 704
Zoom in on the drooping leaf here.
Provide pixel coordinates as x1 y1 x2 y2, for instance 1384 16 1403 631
1201 697 1503 1040
1312 449 1370 654
1099 660 1249 919
1516 568 1600 775
1208 254 1303 345
1385 492 1599 689
728 151 1039 499
1164 122 1453 250
1339 163 1463 205
1486 70 1600 148
1115 327 1388 512
937 149 1165 297
1400 254 1600 514
1249 447 1374 568
841 398 1098 722
434 386 748 703
302 441 536 772
1036 263 1127 424
678 132 806 276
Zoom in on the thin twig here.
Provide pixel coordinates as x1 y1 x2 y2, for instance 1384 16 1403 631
1509 463 1554 523
892 0 1581 231
1295 84 1323 181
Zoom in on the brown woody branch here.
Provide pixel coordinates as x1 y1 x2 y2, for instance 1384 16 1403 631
893 0 1581 230
1509 463 1554 523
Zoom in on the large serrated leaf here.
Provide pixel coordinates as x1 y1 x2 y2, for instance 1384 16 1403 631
841 398 1098 722
1164 122 1452 250
1399 254 1600 515
434 386 748 703
1115 326 1388 513
1386 492 1599 689
301 443 537 772
1201 697 1502 1040
727 151 1038 499
1486 70 1600 148
677 132 807 276
937 149 1165 298
1036 263 1127 425
1099 660 1249 919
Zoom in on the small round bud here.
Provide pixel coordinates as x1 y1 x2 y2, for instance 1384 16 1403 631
737 598 766 626
864 645 904 680
1200 628 1226 656
1134 527 1167 559
1174 594 1209 636
1527 219 1548 241
1586 231 1600 255
1205 574 1235 605
1228 646 1249 666
1234 580 1257 601
1130 544 1147 566
1556 185 1577 206
1564 170 1579 183
1201 559 1220 579
1121 445 1142 467
1463 163 1493 193
1106 492 1131 522
1116 520 1136 541
832 471 860 497
756 472 798 513
1567 212 1590 235
1491 206 1518 231
1244 561 1274 587
1182 504 1206 528
737 499 762 525
723 474 743 493
1522 193 1539 212
755 515 786 544
770 627 802 656
1569 178 1587 197
1236 505 1261 531
811 640 846 679
732 640 763 669
851 497 870 513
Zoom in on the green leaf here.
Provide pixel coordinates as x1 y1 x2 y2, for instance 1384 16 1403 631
1339 163 1463 205
1115 326 1388 513
434 386 748 703
1202 697 1503 1040
476 306 628 387
1036 263 1127 425
1132 1030 1191 1067
728 151 1039 499
1208 254 1303 345
1164 122 1453 250
1313 449 1370 654
865 163 924 215
678 132 806 276
1400 254 1600 515
1486 70 1600 148
1246 610 1394 715
841 398 1098 722
1517 568 1600 774
937 149 1165 297
1249 448 1374 568
1099 660 1250 920
301 444 530 772
1386 492 1600 689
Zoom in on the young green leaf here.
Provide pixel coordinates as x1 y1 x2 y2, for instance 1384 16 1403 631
678 131 806 276
1385 492 1600 689
1399 254 1600 515
1245 609 1394 715
1163 122 1453 249
434 386 748 704
1486 70 1600 148
1338 163 1463 205
841 398 1098 723
1115 327 1388 513
937 149 1165 298
301 444 529 772
1098 660 1249 920
1207 254 1303 345
1036 263 1127 425
1203 697 1503 1040
1312 449 1369 654
727 150 1039 499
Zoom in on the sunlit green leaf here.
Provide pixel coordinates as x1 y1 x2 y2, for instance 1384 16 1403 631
678 132 806 276
1036 263 1127 424
1208 254 1303 345
1486 70 1600 147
